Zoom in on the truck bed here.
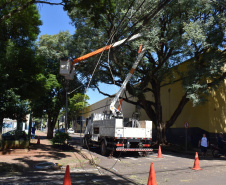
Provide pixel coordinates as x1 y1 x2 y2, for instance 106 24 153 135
90 118 152 140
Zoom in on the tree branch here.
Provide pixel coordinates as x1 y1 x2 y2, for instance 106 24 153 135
94 84 115 98
35 1 64 5
0 0 64 23
94 84 148 108
166 92 189 129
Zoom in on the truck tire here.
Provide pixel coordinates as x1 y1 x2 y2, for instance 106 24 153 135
100 140 109 156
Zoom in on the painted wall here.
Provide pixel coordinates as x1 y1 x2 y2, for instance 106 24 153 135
83 62 226 135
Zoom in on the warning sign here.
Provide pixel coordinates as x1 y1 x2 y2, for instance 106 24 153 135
184 122 189 129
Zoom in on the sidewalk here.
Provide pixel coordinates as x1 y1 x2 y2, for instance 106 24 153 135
0 130 94 173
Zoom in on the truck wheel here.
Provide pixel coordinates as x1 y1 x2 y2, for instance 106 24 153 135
101 140 108 156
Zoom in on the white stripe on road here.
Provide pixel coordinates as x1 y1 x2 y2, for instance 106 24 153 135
161 154 174 158
125 157 138 160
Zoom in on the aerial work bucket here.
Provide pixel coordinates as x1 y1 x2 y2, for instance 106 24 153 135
65 67 75 80
60 59 71 76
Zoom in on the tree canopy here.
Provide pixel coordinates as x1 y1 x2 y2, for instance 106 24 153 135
33 31 86 138
0 1 42 133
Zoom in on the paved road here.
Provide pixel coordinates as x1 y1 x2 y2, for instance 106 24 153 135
67 133 226 185
80 146 226 185
1 133 226 185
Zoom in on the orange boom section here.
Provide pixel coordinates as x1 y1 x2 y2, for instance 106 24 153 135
72 45 112 64
117 98 123 111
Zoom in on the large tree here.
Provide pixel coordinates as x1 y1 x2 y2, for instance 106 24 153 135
65 0 226 143
0 0 42 138
34 31 85 139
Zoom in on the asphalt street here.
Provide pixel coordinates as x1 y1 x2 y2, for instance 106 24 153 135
1 132 226 185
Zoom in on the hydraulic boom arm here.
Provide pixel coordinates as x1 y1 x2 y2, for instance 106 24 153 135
110 46 146 117
72 33 141 64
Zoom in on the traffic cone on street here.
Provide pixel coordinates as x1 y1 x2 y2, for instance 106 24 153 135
147 162 157 185
37 136 40 144
157 145 163 158
192 152 202 170
63 165 71 185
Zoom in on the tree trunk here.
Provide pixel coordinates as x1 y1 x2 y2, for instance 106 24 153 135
156 122 167 144
47 119 54 139
0 116 3 140
153 80 166 144
46 113 58 139
28 114 32 143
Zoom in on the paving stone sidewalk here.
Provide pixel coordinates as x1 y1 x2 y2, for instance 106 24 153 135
0 130 93 173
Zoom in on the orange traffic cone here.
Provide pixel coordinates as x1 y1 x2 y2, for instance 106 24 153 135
63 165 71 185
37 136 40 144
192 152 202 170
147 162 157 185
157 145 163 158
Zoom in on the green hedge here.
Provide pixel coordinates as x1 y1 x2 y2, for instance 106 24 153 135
51 132 71 145
1 140 29 150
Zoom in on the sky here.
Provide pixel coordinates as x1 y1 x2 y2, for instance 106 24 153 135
37 2 119 105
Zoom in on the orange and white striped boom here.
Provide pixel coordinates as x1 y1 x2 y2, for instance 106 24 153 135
110 45 145 117
72 33 141 64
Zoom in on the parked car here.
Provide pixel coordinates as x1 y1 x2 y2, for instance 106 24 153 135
2 130 27 140
67 128 74 134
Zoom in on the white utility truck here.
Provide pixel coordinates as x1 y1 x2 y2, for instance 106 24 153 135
84 112 153 156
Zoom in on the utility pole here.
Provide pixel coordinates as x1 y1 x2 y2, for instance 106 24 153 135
65 84 68 133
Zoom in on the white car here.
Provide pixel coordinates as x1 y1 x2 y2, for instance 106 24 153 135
67 128 74 134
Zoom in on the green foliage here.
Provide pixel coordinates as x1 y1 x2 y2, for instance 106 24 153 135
51 132 71 145
0 1 42 125
0 88 29 123
67 93 89 124
64 0 116 28
37 31 72 60
69 93 89 113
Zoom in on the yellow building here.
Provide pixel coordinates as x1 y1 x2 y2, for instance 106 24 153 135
82 61 226 146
